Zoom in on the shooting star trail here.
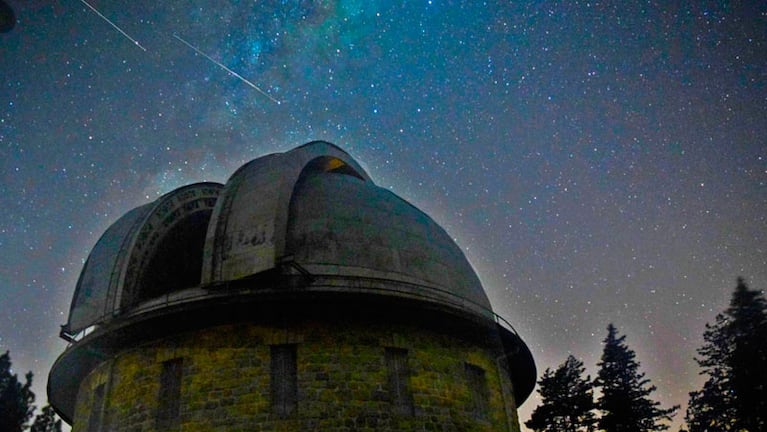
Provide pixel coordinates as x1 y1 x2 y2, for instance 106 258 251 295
174 34 282 105
79 0 146 51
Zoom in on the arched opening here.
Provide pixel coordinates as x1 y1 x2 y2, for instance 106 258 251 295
300 156 365 181
117 183 222 308
135 209 212 302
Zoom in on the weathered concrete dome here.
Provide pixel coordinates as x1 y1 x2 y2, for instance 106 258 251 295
51 141 535 428
202 141 493 320
64 141 492 335
65 181 223 334
286 162 496 314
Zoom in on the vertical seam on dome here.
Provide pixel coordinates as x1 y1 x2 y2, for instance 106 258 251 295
210 170 246 281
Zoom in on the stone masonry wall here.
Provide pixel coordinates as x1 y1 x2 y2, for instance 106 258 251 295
72 321 520 431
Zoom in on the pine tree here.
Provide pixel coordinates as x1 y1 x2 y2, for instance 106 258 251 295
595 324 677 432
0 351 36 432
525 355 597 432
686 277 767 431
30 405 63 432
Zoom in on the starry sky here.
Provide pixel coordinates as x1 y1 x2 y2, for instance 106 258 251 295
1 0 765 429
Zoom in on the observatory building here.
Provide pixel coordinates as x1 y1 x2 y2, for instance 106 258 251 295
48 142 535 431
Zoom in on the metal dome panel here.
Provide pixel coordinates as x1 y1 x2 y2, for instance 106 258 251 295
286 171 493 318
201 141 370 283
64 183 222 335
66 203 152 334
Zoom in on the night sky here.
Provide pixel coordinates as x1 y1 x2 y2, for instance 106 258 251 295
1 0 765 429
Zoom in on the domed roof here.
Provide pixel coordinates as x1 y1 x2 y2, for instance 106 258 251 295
285 166 491 315
63 141 492 334
200 141 371 283
65 182 223 334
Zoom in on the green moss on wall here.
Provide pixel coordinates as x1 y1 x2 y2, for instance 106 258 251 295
74 322 521 431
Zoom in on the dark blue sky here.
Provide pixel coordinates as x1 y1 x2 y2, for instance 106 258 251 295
1 1 765 429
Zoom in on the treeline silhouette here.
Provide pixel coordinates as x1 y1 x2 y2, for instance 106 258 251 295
525 277 767 432
0 351 63 432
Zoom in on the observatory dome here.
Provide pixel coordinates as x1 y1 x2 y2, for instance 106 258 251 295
51 142 535 427
64 141 493 336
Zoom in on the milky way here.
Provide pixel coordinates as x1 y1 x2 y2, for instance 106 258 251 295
1 1 765 429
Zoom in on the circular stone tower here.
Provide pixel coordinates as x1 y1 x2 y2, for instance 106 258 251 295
48 142 535 431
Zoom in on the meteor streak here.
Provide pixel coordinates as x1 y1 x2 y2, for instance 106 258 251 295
174 34 282 105
78 0 146 51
